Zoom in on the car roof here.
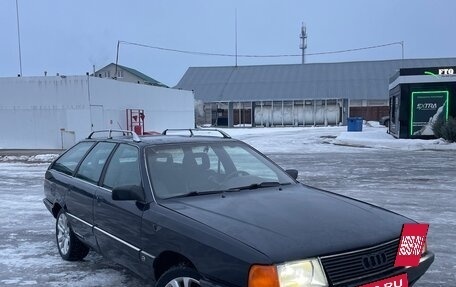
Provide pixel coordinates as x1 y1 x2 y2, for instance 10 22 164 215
84 134 238 147
139 135 237 145
82 129 238 147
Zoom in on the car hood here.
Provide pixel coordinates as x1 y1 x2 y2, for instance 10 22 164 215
160 184 413 263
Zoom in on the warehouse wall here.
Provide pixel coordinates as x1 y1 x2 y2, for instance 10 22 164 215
0 76 91 149
0 76 194 149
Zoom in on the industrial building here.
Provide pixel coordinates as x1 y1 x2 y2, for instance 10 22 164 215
176 58 456 127
0 76 194 149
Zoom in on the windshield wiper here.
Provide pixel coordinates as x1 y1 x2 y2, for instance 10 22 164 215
168 190 225 199
168 182 292 198
229 182 291 191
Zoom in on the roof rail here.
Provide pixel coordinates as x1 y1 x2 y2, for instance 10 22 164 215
162 128 231 139
87 129 141 142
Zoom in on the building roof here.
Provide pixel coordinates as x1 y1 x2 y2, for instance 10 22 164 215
175 58 456 102
116 63 168 87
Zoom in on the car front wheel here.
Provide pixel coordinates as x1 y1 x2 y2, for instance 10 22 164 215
156 265 201 287
55 209 89 261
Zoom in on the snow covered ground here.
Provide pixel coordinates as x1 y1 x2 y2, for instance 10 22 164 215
0 125 454 286
222 123 456 153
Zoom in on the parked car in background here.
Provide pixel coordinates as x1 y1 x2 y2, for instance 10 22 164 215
43 129 433 287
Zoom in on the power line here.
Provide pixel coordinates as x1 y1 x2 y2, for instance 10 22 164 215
118 40 404 59
307 42 404 57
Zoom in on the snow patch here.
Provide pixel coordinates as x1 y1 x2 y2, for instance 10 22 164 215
334 128 456 151
0 154 58 163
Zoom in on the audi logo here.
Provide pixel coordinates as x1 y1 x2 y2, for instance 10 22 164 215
362 252 387 270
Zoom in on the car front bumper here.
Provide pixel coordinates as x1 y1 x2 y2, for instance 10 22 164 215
335 251 435 287
200 252 434 287
405 251 435 286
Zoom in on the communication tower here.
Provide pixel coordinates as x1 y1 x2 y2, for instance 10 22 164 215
300 23 308 64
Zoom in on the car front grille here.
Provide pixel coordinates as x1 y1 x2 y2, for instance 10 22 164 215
320 238 400 286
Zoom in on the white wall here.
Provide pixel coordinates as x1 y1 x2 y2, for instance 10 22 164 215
88 77 194 132
0 76 91 149
0 76 194 149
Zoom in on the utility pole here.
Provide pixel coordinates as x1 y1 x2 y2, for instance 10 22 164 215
401 41 404 60
299 23 307 64
15 0 23 76
234 9 238 67
115 40 120 78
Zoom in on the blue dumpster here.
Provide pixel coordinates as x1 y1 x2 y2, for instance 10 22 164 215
347 117 363 132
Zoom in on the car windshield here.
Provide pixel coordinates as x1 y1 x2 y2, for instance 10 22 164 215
146 141 295 199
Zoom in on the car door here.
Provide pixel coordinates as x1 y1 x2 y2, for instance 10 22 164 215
47 142 94 206
94 143 144 273
68 141 117 249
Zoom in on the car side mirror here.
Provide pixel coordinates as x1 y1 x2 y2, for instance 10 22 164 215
285 169 298 180
112 185 145 202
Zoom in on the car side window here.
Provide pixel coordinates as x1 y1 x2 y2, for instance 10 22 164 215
103 144 141 190
75 142 116 184
52 142 94 175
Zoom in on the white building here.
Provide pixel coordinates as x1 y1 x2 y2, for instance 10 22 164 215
0 75 194 149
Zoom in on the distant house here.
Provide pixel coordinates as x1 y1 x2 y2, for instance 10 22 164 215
94 63 168 88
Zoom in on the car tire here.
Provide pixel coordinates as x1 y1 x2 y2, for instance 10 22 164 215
55 209 90 261
156 265 201 287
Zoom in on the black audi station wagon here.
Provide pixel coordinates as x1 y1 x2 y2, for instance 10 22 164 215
43 129 434 287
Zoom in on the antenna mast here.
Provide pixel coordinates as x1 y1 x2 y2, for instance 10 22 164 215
300 23 308 64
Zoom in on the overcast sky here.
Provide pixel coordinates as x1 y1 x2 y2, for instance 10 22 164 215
1 0 455 86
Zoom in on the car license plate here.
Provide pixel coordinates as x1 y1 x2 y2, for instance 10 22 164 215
359 273 408 287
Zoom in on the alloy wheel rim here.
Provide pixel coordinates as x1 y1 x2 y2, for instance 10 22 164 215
57 213 70 255
164 277 200 287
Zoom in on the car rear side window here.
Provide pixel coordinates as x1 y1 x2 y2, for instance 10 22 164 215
52 142 94 175
103 144 141 190
75 142 117 184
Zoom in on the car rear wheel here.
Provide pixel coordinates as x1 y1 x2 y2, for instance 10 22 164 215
56 209 89 261
156 265 201 287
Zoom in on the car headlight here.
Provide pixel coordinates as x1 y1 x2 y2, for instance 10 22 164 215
277 259 328 287
249 259 328 287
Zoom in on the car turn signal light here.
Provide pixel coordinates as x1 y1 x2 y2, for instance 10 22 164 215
249 265 280 287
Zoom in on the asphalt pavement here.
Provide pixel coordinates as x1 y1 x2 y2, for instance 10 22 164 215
0 149 454 286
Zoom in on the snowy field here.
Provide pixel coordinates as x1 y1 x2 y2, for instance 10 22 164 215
0 125 455 286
